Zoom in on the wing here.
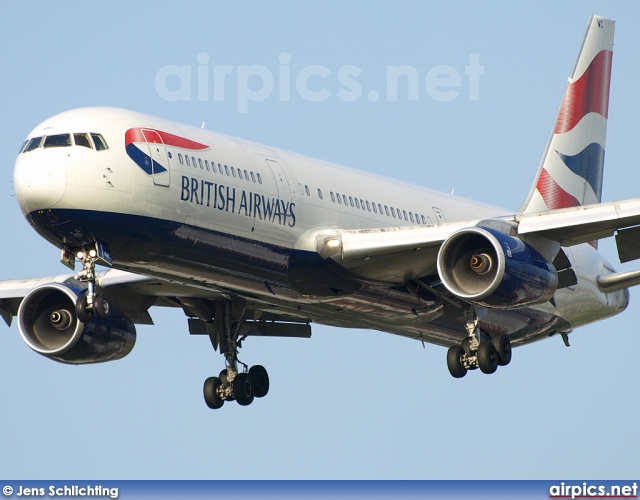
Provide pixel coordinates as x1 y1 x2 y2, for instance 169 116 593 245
305 197 640 288
0 268 312 333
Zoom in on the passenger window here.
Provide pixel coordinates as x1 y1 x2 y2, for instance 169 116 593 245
205 160 210 171
23 136 43 153
330 192 335 202
231 166 236 177
318 188 323 200
409 212 414 223
218 163 224 174
421 215 426 224
91 133 108 150
178 153 184 165
366 201 371 211
185 156 190 166
391 207 396 218
372 203 377 213
251 172 256 182
224 165 230 176
385 206 390 216
257 173 262 184
74 133 92 149
343 195 348 205
355 198 360 209
237 169 243 179
305 185 310 196
244 170 249 180
198 158 204 169
211 161 217 173
44 134 71 148
336 193 342 204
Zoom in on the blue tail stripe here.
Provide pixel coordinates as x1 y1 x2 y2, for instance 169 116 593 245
556 142 605 201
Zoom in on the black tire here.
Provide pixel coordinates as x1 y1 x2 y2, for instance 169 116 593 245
491 333 512 366
219 369 235 401
203 377 224 409
477 341 498 374
75 295 92 323
93 293 111 321
233 372 255 406
249 365 269 398
446 345 467 378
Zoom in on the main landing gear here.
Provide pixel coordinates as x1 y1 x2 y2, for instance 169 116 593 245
202 300 270 410
446 307 512 378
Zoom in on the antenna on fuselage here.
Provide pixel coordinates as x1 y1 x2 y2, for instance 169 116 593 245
201 122 205 129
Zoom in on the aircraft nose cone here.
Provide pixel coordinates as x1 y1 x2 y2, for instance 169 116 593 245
13 151 67 215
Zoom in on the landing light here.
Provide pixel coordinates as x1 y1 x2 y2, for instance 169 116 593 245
324 238 341 249
89 249 97 258
76 251 84 260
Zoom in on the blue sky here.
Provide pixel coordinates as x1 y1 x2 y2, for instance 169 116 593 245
0 1 639 479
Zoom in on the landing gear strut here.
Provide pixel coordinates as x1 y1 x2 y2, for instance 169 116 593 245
69 243 113 323
202 300 270 410
446 306 511 378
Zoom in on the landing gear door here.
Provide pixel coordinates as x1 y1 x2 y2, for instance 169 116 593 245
141 129 170 187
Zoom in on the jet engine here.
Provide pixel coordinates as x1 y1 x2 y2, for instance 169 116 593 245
437 226 557 308
17 282 136 364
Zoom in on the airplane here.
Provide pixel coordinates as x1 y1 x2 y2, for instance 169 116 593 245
3 14 640 410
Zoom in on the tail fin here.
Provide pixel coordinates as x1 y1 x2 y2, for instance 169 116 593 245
520 15 614 215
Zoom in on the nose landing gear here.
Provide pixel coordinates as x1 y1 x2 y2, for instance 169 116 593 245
62 242 113 323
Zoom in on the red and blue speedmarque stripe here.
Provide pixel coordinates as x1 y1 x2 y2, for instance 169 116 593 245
125 127 209 175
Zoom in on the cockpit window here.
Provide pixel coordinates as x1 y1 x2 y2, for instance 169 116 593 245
23 136 43 152
19 140 27 154
91 133 108 150
43 134 71 148
74 133 93 149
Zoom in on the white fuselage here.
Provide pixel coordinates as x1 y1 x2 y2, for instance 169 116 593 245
13 107 629 347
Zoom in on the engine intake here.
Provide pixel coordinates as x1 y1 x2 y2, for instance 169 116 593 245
18 282 136 364
437 227 558 308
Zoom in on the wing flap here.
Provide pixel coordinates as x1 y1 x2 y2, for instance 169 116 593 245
516 197 640 246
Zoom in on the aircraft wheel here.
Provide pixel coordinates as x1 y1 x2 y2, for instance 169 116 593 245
233 373 255 406
75 295 92 323
93 293 111 321
447 345 467 378
491 333 512 366
249 365 269 398
477 341 498 374
203 377 224 409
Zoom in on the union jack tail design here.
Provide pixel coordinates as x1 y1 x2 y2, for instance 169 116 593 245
521 15 614 222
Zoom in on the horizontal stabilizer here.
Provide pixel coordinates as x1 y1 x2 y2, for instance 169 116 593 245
597 269 640 293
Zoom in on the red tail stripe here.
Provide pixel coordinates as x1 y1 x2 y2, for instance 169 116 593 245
555 50 612 135
536 168 580 210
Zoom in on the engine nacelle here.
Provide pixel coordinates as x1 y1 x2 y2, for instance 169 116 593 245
437 227 558 308
17 282 136 364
